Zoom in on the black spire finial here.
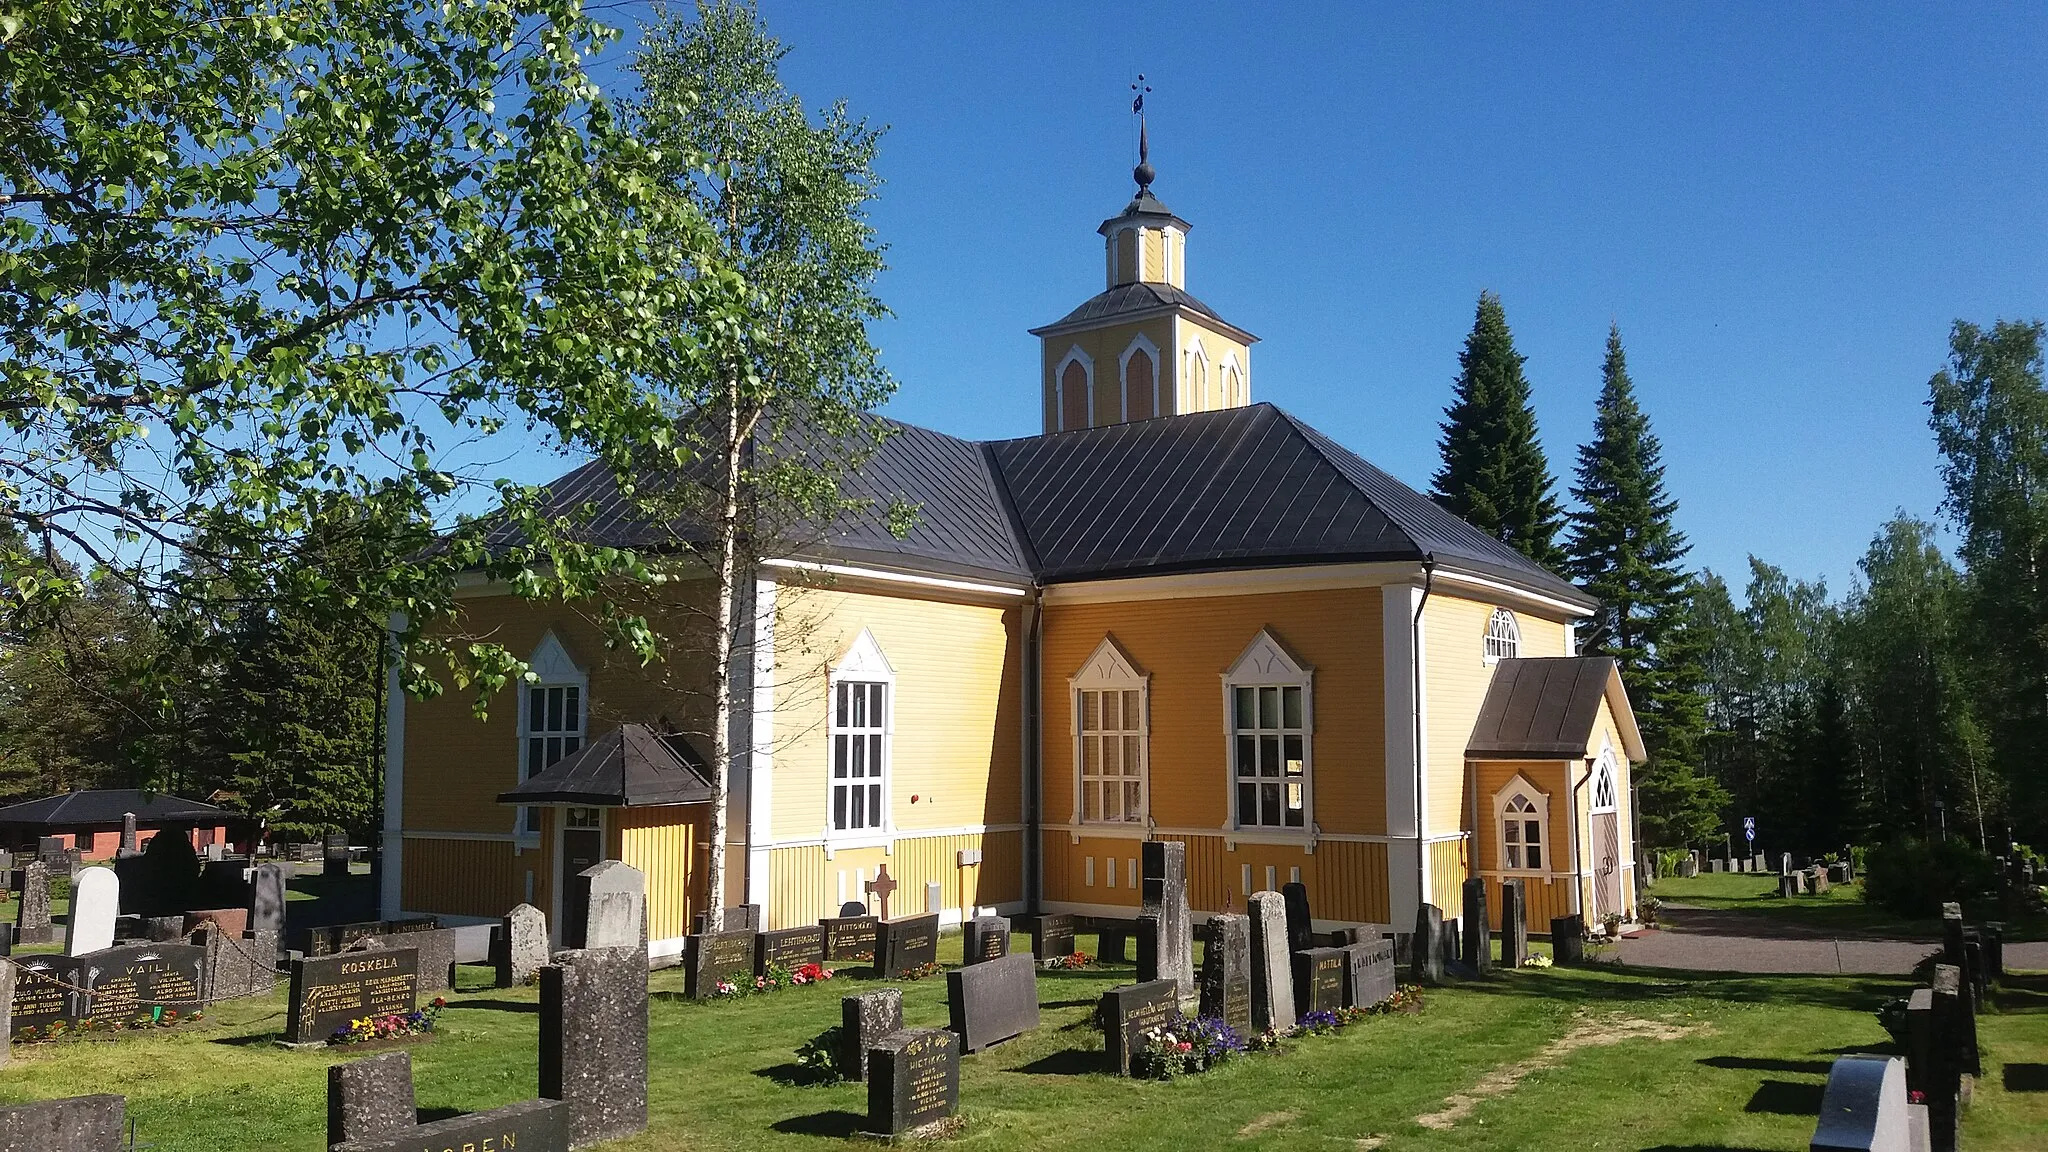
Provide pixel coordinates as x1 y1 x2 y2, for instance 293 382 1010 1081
1130 74 1155 192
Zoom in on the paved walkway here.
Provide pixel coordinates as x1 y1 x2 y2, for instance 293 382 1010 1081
1604 904 2048 975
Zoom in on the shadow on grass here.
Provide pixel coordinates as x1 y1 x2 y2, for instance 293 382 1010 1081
770 1110 866 1137
754 1062 829 1088
1453 966 1907 1015
451 999 537 1015
1744 1079 1825 1114
2003 1063 2048 1092
1698 1055 1834 1074
1642 1146 1777 1152
417 1107 463 1123
1995 974 2048 1014
1015 1048 1105 1076
210 1032 282 1047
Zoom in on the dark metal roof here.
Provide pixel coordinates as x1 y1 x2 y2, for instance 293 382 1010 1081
1466 657 1622 760
497 724 716 807
0 789 231 829
1096 190 1190 233
1028 281 1251 340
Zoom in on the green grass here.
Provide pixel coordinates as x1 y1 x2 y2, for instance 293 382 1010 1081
1650 871 2047 941
4 932 2042 1151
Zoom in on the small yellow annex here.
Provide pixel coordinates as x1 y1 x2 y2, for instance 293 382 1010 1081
380 152 1644 962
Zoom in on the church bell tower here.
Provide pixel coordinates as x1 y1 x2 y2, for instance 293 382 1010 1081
1029 112 1258 434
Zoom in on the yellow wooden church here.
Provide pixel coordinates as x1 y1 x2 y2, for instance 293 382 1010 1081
380 150 1644 962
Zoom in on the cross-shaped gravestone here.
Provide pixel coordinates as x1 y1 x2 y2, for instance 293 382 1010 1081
865 866 897 920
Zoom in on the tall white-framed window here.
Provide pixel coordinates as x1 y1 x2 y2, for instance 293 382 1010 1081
1496 776 1548 872
517 632 587 837
828 630 894 838
1222 629 1313 831
1071 636 1149 824
1484 607 1521 662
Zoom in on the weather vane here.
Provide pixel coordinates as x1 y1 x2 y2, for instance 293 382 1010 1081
1130 74 1155 193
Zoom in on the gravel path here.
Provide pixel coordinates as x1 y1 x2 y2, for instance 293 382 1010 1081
1604 905 2048 975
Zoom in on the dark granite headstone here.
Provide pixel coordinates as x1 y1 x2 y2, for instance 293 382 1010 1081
77 941 204 1025
1198 913 1253 1031
1343 938 1397 1009
1982 921 2005 984
692 903 761 935
194 860 252 913
1142 841 1194 1000
876 913 939 978
324 832 352 879
1280 881 1314 954
328 1051 416 1148
961 915 1011 965
1292 947 1346 1018
1460 877 1491 972
285 948 419 1044
1412 904 1446 984
119 813 138 856
821 915 878 964
1927 969 1967 1152
683 928 758 999
1500 879 1529 969
541 946 648 1147
839 989 903 1082
1551 914 1585 965
1096 919 1131 963
301 919 388 957
945 951 1039 1052
1028 913 1076 960
0 1094 125 1152
865 1029 959 1136
1779 873 1801 899
248 863 289 935
331 1100 568 1152
14 859 51 945
1100 978 1177 1075
754 924 826 975
8 955 81 1032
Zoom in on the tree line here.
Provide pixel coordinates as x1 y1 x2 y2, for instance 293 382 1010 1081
1431 295 2047 857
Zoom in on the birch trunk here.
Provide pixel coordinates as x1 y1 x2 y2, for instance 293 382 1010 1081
702 396 746 935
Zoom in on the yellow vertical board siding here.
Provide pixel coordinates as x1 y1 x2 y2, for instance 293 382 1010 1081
401 837 528 920
1040 317 1177 429
1470 760 1576 930
768 585 1022 844
1040 588 1385 837
1420 594 1576 839
615 806 706 942
1428 837 1468 921
766 831 1023 929
1041 832 1390 924
1181 322 1251 411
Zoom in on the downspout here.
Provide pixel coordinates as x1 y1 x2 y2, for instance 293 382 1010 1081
1412 555 1436 922
1023 589 1044 912
1569 757 1590 919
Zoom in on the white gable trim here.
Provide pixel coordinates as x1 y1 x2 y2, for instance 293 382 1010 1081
1069 634 1148 694
834 628 896 682
1223 628 1313 685
1118 332 1161 422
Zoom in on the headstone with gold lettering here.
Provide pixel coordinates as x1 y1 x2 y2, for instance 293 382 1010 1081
682 928 757 999
284 948 420 1045
1100 979 1177 1075
876 913 939 978
865 1029 959 1137
77 942 204 1026
1198 913 1252 1031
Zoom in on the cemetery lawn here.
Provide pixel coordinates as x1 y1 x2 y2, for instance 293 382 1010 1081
4 933 2044 1151
1650 872 2047 941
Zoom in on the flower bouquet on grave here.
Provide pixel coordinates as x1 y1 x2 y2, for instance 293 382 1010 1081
329 998 444 1045
791 962 833 985
1295 1009 1342 1036
1521 952 1553 969
757 964 795 993
1131 1013 1246 1079
715 973 752 999
897 960 943 981
1042 951 1093 971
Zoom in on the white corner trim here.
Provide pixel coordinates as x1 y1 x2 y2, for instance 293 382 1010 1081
746 577 776 910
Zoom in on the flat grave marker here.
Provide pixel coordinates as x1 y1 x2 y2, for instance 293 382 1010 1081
332 1100 568 1152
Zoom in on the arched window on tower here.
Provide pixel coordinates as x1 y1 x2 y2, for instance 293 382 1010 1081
1484 607 1521 662
1124 348 1155 421
1060 358 1089 431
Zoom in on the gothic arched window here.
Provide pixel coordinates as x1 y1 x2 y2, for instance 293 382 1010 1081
1484 607 1521 662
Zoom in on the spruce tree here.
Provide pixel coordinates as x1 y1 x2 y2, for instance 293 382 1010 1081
1432 291 1565 567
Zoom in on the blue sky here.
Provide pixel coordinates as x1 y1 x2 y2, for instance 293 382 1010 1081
602 2 2047 593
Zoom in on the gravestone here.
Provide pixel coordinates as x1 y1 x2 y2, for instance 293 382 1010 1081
302 919 390 957
1779 873 1801 899
864 864 899 919
324 832 352 879
328 1051 416 1148
1100 978 1177 1075
944 951 1039 1052
248 863 290 934
1096 920 1131 963
331 1100 568 1152
691 903 760 935
184 907 248 940
1460 877 1491 972
285 948 420 1045
1500 879 1529 968
865 1029 959 1137
1982 921 2005 985
1810 867 1831 894
876 913 939 978
821 914 878 964
924 881 943 915
497 903 548 988
1029 913 1076 960
839 989 902 1082
77 941 204 1025
1810 1054 1910 1152
1292 947 1346 1017
1551 914 1585 965
1343 937 1397 1008
119 813 138 856
396 926 459 994
541 947 648 1147
1928 966 1969 1151
1246 891 1295 1034
961 914 1011 966
1142 841 1195 1001
9 955 81 1032
449 922 493 965
1280 881 1314 953
1412 904 1446 984
198 924 276 1001
754 924 826 975
1198 913 1253 1031
566 860 645 952
15 859 51 944
65 867 119 956
0 959 11 1066
0 1095 125 1152
682 928 758 999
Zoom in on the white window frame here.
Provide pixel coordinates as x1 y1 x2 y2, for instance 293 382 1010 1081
1219 350 1245 408
1118 332 1161 424
1054 345 1094 432
1495 774 1550 874
1221 629 1314 834
825 629 894 849
516 632 587 845
1591 748 1618 812
1484 607 1522 664
1070 636 1150 826
1182 340 1209 415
